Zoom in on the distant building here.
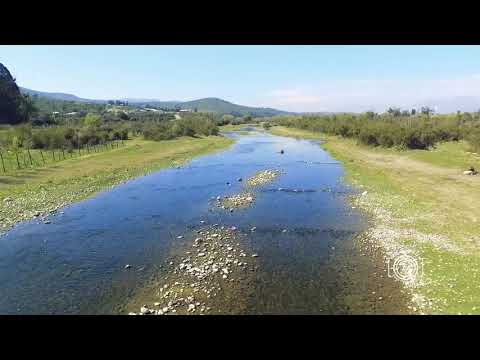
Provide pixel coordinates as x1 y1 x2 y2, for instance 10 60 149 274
179 109 191 113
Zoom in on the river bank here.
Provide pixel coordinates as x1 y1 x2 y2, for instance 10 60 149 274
271 126 480 314
0 136 234 235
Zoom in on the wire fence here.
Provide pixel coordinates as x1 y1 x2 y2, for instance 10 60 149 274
0 139 126 174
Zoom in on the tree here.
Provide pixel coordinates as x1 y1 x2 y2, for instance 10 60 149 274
83 113 102 127
16 95 38 122
421 106 434 117
0 65 37 124
387 107 401 117
221 114 234 124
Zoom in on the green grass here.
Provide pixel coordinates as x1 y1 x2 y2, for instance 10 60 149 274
0 142 122 174
271 126 480 314
0 135 233 232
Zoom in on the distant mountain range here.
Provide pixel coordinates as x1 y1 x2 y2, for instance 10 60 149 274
20 87 105 104
20 87 290 117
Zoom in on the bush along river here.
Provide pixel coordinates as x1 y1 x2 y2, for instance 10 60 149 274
0 128 412 314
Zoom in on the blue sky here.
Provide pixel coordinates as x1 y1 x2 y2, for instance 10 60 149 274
2 45 480 112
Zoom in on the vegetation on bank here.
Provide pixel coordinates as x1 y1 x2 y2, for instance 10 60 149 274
271 111 480 152
271 126 480 315
141 116 218 141
0 112 227 172
0 135 233 233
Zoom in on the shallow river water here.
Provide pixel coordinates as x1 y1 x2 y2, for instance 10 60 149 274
0 128 409 314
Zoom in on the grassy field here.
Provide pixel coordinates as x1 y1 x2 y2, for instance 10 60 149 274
271 126 480 315
0 135 233 233
0 142 123 174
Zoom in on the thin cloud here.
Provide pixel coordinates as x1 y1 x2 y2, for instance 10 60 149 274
259 75 480 113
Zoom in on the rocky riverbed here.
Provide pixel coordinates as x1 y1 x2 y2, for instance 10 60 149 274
216 192 255 211
129 168 286 314
129 224 258 315
213 169 282 213
245 169 281 187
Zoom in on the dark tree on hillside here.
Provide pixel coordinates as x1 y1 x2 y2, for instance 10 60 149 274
0 63 22 124
0 63 38 124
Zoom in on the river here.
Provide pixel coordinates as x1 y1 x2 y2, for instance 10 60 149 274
0 128 409 314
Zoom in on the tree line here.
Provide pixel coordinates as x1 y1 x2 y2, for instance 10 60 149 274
270 111 480 151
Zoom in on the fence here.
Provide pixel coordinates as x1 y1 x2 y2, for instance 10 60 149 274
0 139 126 174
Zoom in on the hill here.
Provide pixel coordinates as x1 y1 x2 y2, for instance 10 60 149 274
141 98 289 117
20 87 290 117
20 87 106 103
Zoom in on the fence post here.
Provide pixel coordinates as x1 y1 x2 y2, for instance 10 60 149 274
27 149 33 166
52 150 55 161
0 151 5 173
40 150 45 164
62 148 66 159
15 152 20 169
